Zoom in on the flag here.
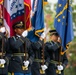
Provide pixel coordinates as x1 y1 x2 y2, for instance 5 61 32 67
24 0 31 29
3 0 31 37
3 0 24 37
27 0 44 42
54 0 74 51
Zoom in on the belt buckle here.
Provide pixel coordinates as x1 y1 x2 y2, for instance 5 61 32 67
0 64 5 68
40 69 45 74
22 66 28 70
56 69 61 74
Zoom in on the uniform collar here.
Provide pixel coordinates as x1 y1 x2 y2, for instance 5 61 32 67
16 34 21 37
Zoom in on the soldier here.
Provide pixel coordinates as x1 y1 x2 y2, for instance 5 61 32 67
0 18 8 75
45 30 68 75
8 21 34 75
31 32 50 75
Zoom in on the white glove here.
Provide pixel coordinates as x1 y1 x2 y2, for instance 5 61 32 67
57 65 63 71
41 65 48 71
22 30 28 37
23 60 29 67
0 27 6 33
40 32 45 39
0 59 6 64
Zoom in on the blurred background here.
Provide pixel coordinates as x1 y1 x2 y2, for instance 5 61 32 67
44 0 76 75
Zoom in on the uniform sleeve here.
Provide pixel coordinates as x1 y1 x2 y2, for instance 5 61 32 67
62 53 68 68
45 42 61 51
9 36 26 49
26 38 35 64
32 40 43 51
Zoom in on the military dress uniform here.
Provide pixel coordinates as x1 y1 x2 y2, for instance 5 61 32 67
45 41 68 75
45 30 68 75
7 21 34 75
0 18 8 75
31 39 50 75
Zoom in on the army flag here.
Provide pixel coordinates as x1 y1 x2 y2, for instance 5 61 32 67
54 0 74 51
27 0 44 42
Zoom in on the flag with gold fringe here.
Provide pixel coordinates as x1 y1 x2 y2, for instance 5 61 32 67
27 0 44 42
54 0 74 51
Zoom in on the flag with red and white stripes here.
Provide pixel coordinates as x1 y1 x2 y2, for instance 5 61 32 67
3 0 31 37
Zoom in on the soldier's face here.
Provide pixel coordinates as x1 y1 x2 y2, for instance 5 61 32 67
51 35 58 42
14 28 24 35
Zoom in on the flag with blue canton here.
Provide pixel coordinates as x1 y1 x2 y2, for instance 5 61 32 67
27 0 44 42
4 0 25 36
54 0 74 51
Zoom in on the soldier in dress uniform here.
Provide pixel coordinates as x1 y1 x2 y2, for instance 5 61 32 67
0 18 9 75
31 33 50 75
8 21 34 75
45 30 68 75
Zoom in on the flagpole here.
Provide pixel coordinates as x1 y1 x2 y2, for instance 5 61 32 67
1 0 4 60
64 0 69 44
0 0 4 59
41 39 45 67
23 3 29 70
57 0 69 74
39 0 45 74
0 0 5 69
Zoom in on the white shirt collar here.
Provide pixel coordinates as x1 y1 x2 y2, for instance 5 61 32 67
16 34 21 37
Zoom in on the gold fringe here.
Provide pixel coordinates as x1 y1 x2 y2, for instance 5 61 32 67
60 50 67 55
35 28 44 37
43 2 48 6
